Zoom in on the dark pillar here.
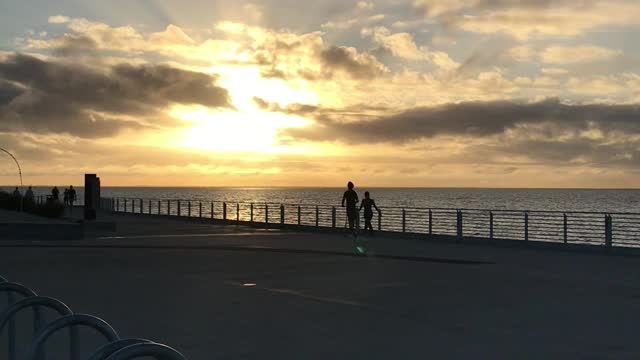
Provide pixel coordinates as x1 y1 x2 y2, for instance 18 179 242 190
84 174 100 220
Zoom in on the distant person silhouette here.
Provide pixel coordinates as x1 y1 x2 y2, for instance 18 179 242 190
68 185 77 213
12 187 20 197
359 191 379 235
52 186 60 201
24 186 34 202
341 181 359 236
63 188 69 206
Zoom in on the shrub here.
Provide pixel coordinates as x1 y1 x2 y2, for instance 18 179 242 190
0 190 65 218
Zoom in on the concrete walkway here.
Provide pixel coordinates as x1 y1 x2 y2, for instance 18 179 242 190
2 213 640 359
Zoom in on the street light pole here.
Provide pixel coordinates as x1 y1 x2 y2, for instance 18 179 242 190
0 147 24 211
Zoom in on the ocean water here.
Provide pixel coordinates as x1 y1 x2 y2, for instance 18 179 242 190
12 187 640 214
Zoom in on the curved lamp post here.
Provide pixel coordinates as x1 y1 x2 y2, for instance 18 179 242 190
0 147 24 211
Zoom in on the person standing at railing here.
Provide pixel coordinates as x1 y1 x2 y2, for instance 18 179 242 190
68 185 77 214
359 191 379 236
341 181 359 237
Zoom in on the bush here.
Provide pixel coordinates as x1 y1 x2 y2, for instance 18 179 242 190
0 190 65 218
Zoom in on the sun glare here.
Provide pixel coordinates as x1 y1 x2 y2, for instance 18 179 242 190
169 65 321 154
171 105 311 154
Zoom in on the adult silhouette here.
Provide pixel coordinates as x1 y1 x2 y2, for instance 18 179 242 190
68 185 77 214
51 186 59 201
341 181 359 236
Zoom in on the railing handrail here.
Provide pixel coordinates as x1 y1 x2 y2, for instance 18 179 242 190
107 196 640 216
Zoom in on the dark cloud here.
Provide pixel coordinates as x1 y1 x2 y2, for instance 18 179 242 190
0 53 232 138
277 98 640 144
0 81 23 106
417 0 594 15
318 46 387 79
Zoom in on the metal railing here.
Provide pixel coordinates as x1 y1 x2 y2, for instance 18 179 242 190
102 197 640 249
0 275 186 360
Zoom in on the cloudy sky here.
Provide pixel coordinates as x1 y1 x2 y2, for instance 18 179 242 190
0 0 639 187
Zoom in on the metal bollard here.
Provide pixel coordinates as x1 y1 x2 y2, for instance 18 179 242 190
490 211 494 240
456 210 463 240
563 213 568 244
280 204 285 225
605 214 613 251
524 212 529 242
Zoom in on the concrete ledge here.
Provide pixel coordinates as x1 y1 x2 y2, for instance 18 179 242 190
0 222 83 241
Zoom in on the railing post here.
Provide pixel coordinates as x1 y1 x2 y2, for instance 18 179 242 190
211 202 214 219
297 205 301 225
124 199 127 213
378 209 382 231
148 199 152 215
116 199 119 212
315 206 319 227
177 200 181 217
402 208 406 233
456 210 463 240
265 204 269 223
140 199 143 214
223 202 227 220
429 209 432 237
157 200 161 215
605 214 613 251
199 202 202 218
280 204 285 225
167 200 171 216
489 211 494 240
524 211 529 242
563 213 568 244
237 203 240 221
188 201 191 217
250 203 254 222
332 206 336 228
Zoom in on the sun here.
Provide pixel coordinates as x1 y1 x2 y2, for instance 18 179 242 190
167 64 323 154
169 105 309 154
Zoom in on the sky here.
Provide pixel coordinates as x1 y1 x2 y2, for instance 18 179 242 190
0 0 639 187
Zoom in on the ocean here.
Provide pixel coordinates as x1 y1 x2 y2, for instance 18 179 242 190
11 187 640 213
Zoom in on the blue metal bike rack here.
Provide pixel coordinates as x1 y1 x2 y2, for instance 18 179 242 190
86 338 154 360
0 282 38 360
104 343 187 360
0 296 73 360
27 313 120 360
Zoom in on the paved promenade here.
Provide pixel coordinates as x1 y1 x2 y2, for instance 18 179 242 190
2 212 640 359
